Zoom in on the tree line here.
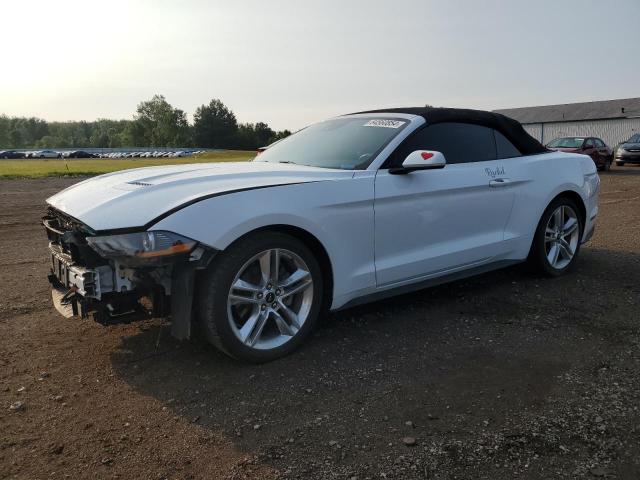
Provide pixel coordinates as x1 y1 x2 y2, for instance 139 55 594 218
0 95 291 150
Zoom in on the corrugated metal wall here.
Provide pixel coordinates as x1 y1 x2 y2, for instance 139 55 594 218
523 124 543 141
523 118 640 146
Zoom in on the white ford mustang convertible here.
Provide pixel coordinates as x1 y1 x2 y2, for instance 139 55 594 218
44 108 599 362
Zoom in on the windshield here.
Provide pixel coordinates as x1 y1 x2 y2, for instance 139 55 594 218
547 137 585 148
627 134 640 143
255 116 409 170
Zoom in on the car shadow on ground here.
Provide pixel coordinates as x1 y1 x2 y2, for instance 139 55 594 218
109 247 640 477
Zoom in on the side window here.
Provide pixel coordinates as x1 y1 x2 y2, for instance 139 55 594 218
595 138 605 147
394 122 497 165
584 138 595 148
494 130 522 159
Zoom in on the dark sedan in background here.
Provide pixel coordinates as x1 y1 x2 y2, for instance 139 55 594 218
0 150 26 159
62 150 97 158
615 133 640 166
546 136 613 171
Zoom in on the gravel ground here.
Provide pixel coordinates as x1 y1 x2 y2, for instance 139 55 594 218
1 169 639 479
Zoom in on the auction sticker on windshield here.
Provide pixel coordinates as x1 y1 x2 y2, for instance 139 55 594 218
363 119 406 128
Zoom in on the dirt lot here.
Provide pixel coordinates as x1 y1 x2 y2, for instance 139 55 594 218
1 170 640 480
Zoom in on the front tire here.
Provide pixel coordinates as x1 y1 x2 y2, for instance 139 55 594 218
616 161 625 167
528 197 583 277
196 232 324 363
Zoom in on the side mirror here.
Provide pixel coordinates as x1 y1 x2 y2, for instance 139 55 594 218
389 150 446 174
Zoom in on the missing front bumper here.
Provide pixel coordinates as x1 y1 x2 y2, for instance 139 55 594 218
50 283 160 325
49 246 114 300
47 250 161 324
46 233 215 335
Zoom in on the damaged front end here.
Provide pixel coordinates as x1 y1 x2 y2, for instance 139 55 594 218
43 208 215 339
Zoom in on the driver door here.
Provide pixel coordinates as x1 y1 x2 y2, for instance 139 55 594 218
373 123 516 287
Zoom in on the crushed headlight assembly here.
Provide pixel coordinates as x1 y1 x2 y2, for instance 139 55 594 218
86 231 197 265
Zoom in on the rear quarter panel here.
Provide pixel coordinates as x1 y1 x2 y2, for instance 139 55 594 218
502 151 596 259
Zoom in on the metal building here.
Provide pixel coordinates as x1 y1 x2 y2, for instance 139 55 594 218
494 97 640 147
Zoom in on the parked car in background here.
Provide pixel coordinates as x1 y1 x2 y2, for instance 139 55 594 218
0 150 26 159
63 150 96 159
546 137 613 171
615 133 640 166
32 150 62 159
44 108 599 362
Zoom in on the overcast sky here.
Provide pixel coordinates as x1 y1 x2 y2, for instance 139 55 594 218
2 0 639 130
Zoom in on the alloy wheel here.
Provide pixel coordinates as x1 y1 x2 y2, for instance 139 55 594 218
544 205 580 270
226 248 314 350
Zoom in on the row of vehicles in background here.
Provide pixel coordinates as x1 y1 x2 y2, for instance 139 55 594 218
0 149 60 159
0 149 207 159
90 150 206 159
545 133 640 170
3 135 639 167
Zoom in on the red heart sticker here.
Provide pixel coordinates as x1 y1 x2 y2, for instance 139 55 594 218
421 152 434 160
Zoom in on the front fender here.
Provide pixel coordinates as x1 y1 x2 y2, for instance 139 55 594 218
151 179 376 309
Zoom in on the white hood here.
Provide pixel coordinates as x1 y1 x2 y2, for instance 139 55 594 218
46 161 350 231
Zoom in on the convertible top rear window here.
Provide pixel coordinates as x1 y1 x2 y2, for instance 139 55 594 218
255 117 408 170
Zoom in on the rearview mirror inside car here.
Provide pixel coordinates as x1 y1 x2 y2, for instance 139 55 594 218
389 150 447 174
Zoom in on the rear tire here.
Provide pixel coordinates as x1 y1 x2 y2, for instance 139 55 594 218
528 197 583 277
196 232 324 363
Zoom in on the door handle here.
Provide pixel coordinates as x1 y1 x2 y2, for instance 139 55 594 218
489 178 511 187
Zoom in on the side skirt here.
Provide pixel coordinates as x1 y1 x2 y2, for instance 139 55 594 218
336 259 522 311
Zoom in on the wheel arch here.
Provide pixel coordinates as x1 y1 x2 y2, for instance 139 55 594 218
217 224 335 311
549 190 587 229
525 188 587 257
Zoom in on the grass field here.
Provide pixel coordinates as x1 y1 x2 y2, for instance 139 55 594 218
0 150 254 178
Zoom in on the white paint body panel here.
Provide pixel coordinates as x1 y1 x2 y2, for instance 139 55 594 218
46 113 598 310
374 159 515 287
46 161 349 230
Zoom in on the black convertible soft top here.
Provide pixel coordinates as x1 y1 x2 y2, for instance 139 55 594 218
352 107 548 156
